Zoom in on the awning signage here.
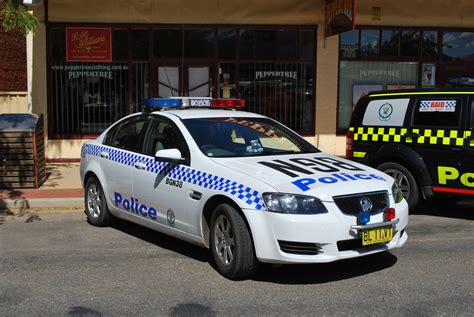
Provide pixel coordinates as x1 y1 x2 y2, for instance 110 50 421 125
325 0 356 37
66 27 112 62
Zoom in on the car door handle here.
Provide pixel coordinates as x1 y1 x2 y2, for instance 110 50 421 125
403 133 419 140
134 162 146 170
100 151 109 158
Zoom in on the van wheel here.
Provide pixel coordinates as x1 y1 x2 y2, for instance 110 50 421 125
85 177 111 227
377 162 419 210
210 203 258 280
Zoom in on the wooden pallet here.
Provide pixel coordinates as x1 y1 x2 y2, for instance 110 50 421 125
0 115 45 189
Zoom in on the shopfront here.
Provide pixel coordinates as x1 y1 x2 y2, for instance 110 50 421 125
47 25 316 138
25 0 474 159
337 27 474 131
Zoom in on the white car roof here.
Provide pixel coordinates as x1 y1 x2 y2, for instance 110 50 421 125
151 109 267 120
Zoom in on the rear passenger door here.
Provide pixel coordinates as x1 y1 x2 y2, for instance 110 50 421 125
459 98 474 192
409 95 468 193
100 115 148 209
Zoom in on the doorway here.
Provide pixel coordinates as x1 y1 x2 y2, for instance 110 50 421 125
155 63 214 98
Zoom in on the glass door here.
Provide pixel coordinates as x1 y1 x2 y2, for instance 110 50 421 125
155 63 213 97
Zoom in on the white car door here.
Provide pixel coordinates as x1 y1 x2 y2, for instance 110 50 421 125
99 114 148 212
132 115 198 235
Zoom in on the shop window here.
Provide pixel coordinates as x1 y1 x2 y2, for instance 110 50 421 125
413 98 462 127
184 29 215 58
132 30 149 60
218 29 236 59
132 63 149 112
340 30 359 59
299 29 315 61
423 31 438 58
278 30 298 60
50 62 129 135
218 63 236 98
360 30 379 58
255 30 277 60
442 32 474 61
154 30 182 59
400 31 420 57
113 29 128 61
381 30 399 57
338 61 417 131
239 62 313 133
239 30 255 60
50 28 65 61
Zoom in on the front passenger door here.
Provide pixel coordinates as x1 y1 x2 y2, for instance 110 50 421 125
132 115 193 233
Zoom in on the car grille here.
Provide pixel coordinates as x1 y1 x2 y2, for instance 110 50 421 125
278 240 321 255
332 191 389 216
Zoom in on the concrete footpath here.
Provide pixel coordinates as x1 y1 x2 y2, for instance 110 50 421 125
0 163 84 210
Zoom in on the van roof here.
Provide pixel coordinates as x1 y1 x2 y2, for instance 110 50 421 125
366 88 474 98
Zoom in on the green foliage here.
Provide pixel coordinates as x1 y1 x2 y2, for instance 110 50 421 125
1 0 39 34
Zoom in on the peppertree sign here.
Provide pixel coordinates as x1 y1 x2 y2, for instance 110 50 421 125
66 27 112 62
325 0 356 37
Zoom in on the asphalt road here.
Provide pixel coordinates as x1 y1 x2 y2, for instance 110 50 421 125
1 200 473 316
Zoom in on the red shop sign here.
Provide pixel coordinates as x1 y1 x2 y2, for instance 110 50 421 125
66 27 112 62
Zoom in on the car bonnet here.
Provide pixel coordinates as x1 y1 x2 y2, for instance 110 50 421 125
210 152 393 202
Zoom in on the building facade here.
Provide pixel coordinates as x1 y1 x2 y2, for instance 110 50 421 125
24 0 474 160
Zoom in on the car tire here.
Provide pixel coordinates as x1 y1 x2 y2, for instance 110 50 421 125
377 162 419 210
210 203 258 280
84 177 111 227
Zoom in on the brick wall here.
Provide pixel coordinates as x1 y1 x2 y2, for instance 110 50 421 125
0 26 26 92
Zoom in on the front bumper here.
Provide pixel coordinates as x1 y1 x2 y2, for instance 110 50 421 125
243 199 408 264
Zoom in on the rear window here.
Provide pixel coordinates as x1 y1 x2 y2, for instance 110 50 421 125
412 98 462 127
362 98 410 126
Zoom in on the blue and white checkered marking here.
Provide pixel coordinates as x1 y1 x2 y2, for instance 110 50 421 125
420 100 456 112
83 144 266 210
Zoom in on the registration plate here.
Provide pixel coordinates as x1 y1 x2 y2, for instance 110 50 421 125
361 226 393 246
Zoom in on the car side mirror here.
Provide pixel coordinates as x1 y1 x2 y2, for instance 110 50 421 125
155 148 185 163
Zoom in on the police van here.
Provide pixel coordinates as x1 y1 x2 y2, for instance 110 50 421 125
80 97 408 279
347 89 474 210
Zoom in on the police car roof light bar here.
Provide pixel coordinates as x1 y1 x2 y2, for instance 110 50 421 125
211 99 245 108
144 98 182 108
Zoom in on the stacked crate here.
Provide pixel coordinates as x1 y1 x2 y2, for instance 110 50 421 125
0 114 46 188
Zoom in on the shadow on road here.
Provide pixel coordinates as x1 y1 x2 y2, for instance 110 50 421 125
413 199 474 220
110 217 211 263
252 251 398 285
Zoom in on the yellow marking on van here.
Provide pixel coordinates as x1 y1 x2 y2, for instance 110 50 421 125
369 91 474 97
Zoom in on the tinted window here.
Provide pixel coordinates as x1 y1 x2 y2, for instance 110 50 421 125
471 100 474 129
143 117 188 158
132 30 149 60
107 115 147 152
184 29 215 58
255 30 277 60
401 31 420 57
154 30 182 58
299 29 315 61
360 30 379 57
340 30 359 59
413 98 462 127
381 30 399 57
278 30 298 60
443 32 474 61
50 28 65 61
218 29 236 59
113 29 129 60
423 31 438 58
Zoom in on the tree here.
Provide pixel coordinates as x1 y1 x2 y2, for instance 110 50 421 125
1 0 38 34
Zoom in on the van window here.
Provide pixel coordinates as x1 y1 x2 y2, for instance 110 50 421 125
362 98 410 126
471 101 474 129
412 99 462 128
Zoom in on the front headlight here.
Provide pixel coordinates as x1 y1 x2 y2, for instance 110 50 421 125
262 193 328 214
392 181 404 203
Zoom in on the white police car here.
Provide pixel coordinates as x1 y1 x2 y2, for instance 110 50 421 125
80 97 408 279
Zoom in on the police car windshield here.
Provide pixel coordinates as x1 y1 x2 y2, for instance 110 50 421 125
182 117 319 158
